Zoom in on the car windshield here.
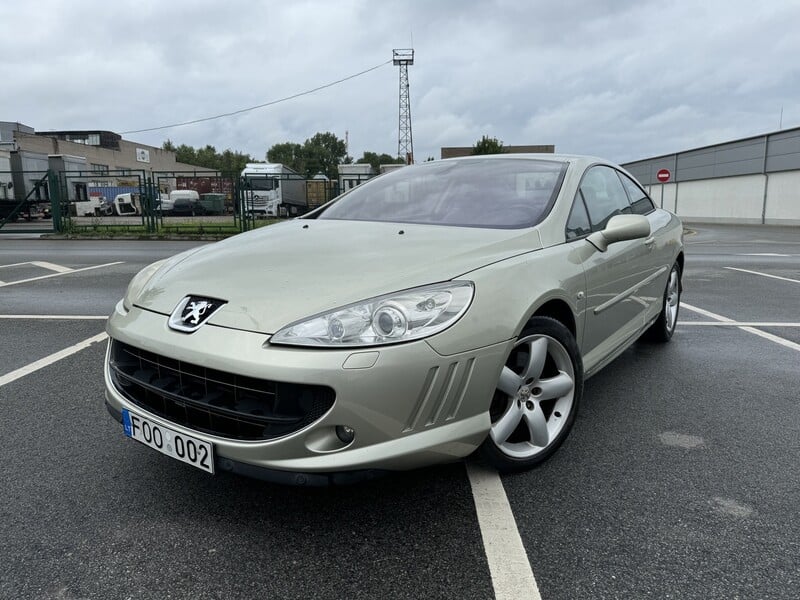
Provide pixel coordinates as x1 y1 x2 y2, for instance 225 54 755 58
318 158 567 228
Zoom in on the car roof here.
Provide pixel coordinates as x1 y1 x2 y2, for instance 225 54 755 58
435 153 615 170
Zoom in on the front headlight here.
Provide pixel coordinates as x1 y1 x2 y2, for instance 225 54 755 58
270 281 474 347
122 259 167 311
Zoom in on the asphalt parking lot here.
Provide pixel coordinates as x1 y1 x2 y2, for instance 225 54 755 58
1 224 798 600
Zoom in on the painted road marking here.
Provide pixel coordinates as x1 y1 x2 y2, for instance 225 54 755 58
724 266 800 285
0 315 108 320
29 261 74 273
1 333 541 600
0 260 73 272
682 303 800 353
0 333 108 388
736 253 794 257
466 462 541 600
0 262 123 288
678 321 800 327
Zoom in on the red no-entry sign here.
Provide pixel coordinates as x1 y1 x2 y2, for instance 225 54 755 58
656 169 671 183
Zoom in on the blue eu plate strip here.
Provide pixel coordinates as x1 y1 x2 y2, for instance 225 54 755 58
122 409 132 437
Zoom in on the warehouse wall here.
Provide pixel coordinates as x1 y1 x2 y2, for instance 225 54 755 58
642 172 800 225
648 182 677 212
624 126 800 225
677 175 764 223
764 171 800 224
12 131 213 174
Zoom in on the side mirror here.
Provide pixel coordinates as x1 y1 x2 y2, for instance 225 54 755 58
587 214 650 252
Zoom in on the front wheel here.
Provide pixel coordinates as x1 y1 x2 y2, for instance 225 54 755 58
480 316 583 472
644 262 681 342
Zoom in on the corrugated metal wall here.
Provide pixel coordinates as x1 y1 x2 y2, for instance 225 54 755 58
622 127 800 185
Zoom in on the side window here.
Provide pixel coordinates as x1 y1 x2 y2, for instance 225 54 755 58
565 192 591 241
618 171 655 215
579 166 631 231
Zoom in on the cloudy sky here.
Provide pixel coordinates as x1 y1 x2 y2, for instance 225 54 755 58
3 0 799 164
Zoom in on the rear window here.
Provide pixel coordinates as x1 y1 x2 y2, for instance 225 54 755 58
318 158 567 229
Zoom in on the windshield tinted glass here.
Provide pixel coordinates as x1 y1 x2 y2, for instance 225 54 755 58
318 158 567 228
246 178 276 191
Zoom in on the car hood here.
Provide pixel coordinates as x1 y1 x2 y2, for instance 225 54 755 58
134 219 542 334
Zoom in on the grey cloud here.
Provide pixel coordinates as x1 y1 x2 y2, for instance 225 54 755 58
2 0 798 164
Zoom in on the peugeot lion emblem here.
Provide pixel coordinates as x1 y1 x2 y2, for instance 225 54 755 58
168 296 226 333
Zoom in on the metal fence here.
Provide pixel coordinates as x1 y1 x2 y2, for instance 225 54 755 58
0 170 61 234
0 168 341 235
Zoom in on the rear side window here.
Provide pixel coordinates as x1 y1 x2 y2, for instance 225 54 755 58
618 172 655 215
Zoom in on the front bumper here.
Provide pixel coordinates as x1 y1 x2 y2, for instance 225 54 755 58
105 305 511 475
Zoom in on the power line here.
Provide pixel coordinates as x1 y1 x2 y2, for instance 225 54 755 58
121 60 393 135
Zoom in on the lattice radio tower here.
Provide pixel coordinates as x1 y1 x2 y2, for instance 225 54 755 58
393 49 414 164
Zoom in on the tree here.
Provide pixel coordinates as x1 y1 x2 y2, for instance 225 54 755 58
302 132 348 180
162 140 254 174
472 135 505 155
355 151 405 173
218 149 252 176
266 132 349 179
267 142 304 174
196 144 219 168
174 144 198 166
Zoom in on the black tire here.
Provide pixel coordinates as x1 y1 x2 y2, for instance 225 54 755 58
480 316 583 472
644 262 682 343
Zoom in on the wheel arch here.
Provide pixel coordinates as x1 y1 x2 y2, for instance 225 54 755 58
526 297 577 339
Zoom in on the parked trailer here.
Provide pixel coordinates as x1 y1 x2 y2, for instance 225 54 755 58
305 179 338 210
241 163 307 217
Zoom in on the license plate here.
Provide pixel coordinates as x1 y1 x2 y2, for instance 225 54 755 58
122 409 214 474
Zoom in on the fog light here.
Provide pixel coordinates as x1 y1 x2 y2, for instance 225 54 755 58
335 425 355 444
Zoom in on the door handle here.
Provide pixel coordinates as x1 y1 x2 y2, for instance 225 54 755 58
644 236 655 246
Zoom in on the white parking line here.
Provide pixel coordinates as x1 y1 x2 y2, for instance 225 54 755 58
678 321 800 327
681 303 800 352
0 332 108 388
30 261 74 273
724 267 800 285
0 261 123 288
0 315 108 320
466 462 542 600
0 260 73 272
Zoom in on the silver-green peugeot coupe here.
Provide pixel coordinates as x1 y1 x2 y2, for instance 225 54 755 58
105 154 683 485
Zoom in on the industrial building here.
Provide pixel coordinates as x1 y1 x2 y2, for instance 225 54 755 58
622 127 800 225
440 144 555 159
0 121 213 204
